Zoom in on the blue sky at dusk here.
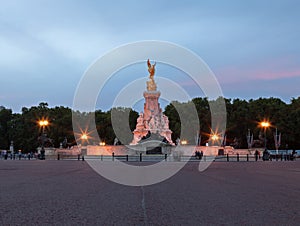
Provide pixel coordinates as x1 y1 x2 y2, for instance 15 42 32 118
1 0 299 112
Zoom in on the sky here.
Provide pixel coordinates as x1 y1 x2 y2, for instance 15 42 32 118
0 0 300 112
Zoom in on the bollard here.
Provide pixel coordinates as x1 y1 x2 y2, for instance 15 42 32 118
140 153 142 162
165 153 167 161
112 152 115 161
78 154 80 161
281 154 283 161
82 155 85 161
204 155 206 162
227 154 229 162
126 155 128 162
101 155 103 161
247 154 249 162
237 153 239 162
57 154 60 160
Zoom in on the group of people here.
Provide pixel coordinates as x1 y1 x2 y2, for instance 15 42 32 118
257 149 298 161
0 151 35 160
195 150 204 160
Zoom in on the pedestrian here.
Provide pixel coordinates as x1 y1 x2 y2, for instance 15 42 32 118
195 151 199 159
200 151 203 160
262 149 270 161
292 150 296 161
255 150 259 161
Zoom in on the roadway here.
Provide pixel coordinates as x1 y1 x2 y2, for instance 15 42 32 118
0 160 299 225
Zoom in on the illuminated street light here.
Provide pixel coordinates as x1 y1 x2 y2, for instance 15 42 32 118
81 133 88 141
80 132 89 157
99 141 106 146
260 121 271 149
211 134 219 141
181 140 187 145
39 120 49 127
211 133 219 145
260 121 270 128
38 119 49 160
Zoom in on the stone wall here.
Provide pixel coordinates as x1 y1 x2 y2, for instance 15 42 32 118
50 145 263 156
87 145 130 155
86 145 222 156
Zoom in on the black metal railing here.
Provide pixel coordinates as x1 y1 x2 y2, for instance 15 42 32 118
2 153 297 162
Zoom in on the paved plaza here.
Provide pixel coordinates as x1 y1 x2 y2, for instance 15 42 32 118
0 160 299 225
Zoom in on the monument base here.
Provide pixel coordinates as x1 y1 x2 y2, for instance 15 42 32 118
131 90 174 145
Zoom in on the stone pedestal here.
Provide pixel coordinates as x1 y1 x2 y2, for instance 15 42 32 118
143 91 161 121
130 60 174 146
131 90 173 145
44 147 56 156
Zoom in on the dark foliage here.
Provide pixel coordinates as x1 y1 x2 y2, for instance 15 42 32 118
0 96 299 152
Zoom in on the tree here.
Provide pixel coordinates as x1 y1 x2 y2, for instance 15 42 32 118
1 96 300 151
0 107 13 149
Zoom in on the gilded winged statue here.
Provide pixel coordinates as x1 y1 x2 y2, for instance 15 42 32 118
147 59 156 80
146 59 157 91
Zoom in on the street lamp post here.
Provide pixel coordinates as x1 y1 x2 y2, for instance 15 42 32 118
274 128 281 154
247 129 253 150
38 120 49 160
260 121 270 150
80 133 88 157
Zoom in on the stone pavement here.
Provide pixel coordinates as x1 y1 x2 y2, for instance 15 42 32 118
0 160 299 225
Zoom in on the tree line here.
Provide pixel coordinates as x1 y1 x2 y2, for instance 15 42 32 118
0 96 299 152
166 97 300 150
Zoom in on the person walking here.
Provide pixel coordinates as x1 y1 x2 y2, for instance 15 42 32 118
255 150 259 161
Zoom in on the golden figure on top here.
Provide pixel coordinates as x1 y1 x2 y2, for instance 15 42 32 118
146 59 157 91
147 59 156 79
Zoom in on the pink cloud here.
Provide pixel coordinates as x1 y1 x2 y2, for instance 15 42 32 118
216 57 300 84
253 69 300 80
